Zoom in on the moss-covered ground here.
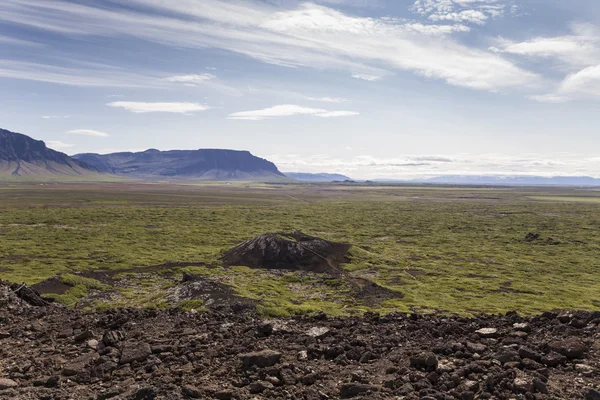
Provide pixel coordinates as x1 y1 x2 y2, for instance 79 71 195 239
0 182 599 316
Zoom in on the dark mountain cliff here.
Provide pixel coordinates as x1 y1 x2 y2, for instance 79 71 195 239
73 149 285 180
0 128 97 176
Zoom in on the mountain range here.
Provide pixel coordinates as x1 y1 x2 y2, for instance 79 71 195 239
73 149 284 180
0 128 284 181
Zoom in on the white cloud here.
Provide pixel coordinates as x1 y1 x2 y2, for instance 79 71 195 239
412 0 504 25
559 64 600 98
528 94 569 103
42 115 70 119
228 105 326 120
0 0 539 93
228 104 358 120
0 60 160 88
164 73 216 85
428 10 488 25
265 152 600 179
107 101 210 114
46 140 74 149
352 74 382 81
306 97 348 103
67 129 110 137
315 111 360 118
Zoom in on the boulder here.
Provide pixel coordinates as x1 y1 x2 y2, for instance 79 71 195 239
339 383 379 398
0 378 18 390
119 341 152 364
548 338 589 359
239 349 281 368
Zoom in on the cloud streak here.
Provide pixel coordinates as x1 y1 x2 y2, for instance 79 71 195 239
107 101 210 114
67 129 110 137
228 104 358 120
0 0 540 93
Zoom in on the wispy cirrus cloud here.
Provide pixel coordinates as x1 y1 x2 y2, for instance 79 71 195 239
352 74 383 82
107 101 210 114
42 115 70 119
67 129 110 137
228 104 359 120
306 97 348 103
494 23 600 102
164 73 216 86
0 0 539 93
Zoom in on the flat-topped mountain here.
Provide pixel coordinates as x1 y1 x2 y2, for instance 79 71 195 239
73 148 285 180
0 128 98 177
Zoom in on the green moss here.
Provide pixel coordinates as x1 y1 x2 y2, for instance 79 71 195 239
178 299 207 311
60 273 109 290
1 183 600 315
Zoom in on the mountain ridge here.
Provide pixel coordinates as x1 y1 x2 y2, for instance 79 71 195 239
0 128 99 177
73 148 286 181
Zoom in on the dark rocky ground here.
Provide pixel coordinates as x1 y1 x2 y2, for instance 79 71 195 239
1 281 600 400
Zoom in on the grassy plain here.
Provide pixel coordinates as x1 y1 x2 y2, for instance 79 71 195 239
0 181 599 316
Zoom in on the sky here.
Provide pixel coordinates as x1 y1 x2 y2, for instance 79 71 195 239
1 0 600 179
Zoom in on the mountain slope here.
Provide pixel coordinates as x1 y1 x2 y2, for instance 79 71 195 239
0 128 99 177
73 149 285 180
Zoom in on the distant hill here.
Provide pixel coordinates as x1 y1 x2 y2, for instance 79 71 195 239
0 128 99 178
421 175 600 186
284 172 352 182
73 149 285 181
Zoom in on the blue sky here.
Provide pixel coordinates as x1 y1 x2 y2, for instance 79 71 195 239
1 0 600 179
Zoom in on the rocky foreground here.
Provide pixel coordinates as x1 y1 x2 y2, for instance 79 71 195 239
1 282 600 400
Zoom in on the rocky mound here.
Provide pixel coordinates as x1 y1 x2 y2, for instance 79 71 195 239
221 231 352 273
1 281 600 399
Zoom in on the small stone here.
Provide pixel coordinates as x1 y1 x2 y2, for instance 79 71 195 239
181 385 202 398
533 377 548 394
103 330 125 347
74 330 95 342
0 378 18 389
339 383 379 398
256 322 273 337
0 331 10 339
297 350 308 361
239 350 281 368
57 328 73 339
519 346 543 362
466 342 486 354
513 322 531 332
87 339 99 350
548 337 589 359
214 390 234 400
513 377 534 393
248 381 273 394
409 352 438 371
586 389 600 400
475 328 498 338
541 351 567 367
119 341 152 364
306 327 331 339
575 364 595 375
495 349 520 364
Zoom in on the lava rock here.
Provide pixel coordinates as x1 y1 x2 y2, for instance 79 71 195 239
339 383 379 398
239 350 281 368
119 341 152 364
